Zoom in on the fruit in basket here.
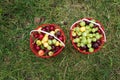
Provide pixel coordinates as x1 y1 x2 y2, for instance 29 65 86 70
89 48 94 52
50 26 55 31
89 23 94 27
59 36 64 41
47 46 52 50
42 34 48 43
55 41 60 46
52 39 57 44
48 35 54 40
96 40 101 46
34 44 41 50
38 50 45 56
51 45 56 50
48 40 52 45
55 31 61 37
92 42 99 49
71 19 103 53
80 27 86 32
80 45 88 50
45 26 50 32
72 31 76 37
33 32 39 38
80 21 85 26
54 46 61 52
50 31 55 35
48 51 54 56
36 40 41 46
31 24 65 57
41 27 46 31
43 42 49 48
39 34 44 40
36 46 40 50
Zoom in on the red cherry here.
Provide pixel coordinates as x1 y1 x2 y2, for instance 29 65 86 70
80 45 88 51
33 43 37 48
36 46 40 50
33 32 39 38
45 26 50 32
55 31 61 37
34 34 39 38
51 45 56 50
92 42 99 49
44 48 49 54
96 40 101 46
50 26 55 31
48 35 54 40
34 44 40 50
59 36 64 41
39 34 44 40
98 29 102 34
94 25 98 28
41 27 46 31
54 46 61 52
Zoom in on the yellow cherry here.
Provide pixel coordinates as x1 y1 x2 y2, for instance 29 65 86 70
80 27 86 32
36 40 41 46
43 42 49 48
50 31 55 35
55 29 60 32
55 41 60 46
48 51 54 56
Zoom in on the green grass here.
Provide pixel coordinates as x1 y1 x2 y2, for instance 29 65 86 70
0 0 120 80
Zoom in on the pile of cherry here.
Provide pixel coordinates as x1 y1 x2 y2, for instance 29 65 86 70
31 25 65 57
71 20 103 53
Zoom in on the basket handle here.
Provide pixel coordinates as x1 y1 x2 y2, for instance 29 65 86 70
30 29 65 47
70 18 106 42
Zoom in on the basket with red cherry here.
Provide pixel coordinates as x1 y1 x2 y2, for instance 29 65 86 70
30 24 66 58
70 18 106 54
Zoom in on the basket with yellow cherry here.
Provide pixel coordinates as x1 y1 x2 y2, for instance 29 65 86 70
30 24 66 58
70 18 106 54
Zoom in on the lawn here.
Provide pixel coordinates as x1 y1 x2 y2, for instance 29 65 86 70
0 0 120 80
